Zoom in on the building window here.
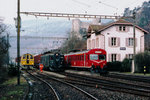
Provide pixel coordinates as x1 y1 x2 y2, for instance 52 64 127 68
128 38 134 46
119 26 122 31
129 54 133 59
111 37 117 46
111 54 117 62
126 54 133 59
123 26 126 31
119 26 126 31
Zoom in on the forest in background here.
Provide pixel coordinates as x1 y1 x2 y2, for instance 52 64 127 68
123 0 150 50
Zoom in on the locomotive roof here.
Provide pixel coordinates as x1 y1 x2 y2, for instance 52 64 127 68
42 52 63 57
65 50 89 56
22 53 33 56
65 49 106 56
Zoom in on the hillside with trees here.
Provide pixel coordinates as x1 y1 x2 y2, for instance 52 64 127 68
60 32 86 54
123 0 150 50
0 18 10 67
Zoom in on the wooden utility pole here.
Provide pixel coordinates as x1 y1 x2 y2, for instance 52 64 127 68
132 12 136 73
17 0 21 85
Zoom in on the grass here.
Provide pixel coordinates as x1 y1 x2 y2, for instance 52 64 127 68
0 76 28 100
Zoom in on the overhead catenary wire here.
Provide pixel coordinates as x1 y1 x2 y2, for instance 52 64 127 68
98 1 118 16
71 0 89 14
9 36 68 40
72 0 91 8
72 0 119 16
98 1 118 10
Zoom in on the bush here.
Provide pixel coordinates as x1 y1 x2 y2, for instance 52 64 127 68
107 51 150 73
120 58 131 72
8 64 18 76
134 51 150 73
107 61 122 71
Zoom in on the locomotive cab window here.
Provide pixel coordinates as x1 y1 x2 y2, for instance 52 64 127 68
90 54 98 60
99 55 106 60
27 55 29 59
23 55 26 59
56 55 59 59
30 55 33 59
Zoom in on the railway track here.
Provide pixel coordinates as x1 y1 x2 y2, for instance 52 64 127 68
106 72 150 83
60 72 150 97
26 70 60 100
37 72 99 100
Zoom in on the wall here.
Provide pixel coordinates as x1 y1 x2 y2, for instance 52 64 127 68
87 25 145 62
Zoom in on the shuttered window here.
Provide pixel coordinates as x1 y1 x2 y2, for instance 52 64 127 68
108 54 121 62
116 26 129 32
123 26 126 31
126 38 137 47
111 54 117 62
109 37 120 47
119 26 126 31
129 38 134 46
111 37 116 46
126 54 133 59
119 26 122 31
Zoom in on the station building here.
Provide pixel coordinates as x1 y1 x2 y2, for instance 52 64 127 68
87 19 149 62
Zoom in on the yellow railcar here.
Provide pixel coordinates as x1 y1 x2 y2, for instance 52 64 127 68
21 53 34 67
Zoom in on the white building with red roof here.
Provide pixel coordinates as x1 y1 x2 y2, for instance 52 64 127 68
87 19 149 62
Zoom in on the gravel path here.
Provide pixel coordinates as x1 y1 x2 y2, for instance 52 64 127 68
75 84 150 100
25 73 57 100
37 74 93 100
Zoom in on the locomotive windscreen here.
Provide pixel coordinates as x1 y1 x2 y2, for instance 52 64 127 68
99 55 106 60
90 54 98 60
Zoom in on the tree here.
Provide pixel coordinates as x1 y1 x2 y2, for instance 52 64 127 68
0 19 10 67
123 1 150 50
60 32 86 54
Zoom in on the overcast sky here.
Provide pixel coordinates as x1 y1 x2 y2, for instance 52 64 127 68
0 0 149 24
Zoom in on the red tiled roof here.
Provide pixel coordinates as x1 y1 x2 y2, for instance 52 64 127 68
114 19 132 24
88 25 106 33
88 19 149 34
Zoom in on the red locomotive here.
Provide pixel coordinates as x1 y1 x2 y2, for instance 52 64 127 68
64 49 107 74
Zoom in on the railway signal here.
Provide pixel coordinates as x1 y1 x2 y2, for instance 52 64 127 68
144 66 146 75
